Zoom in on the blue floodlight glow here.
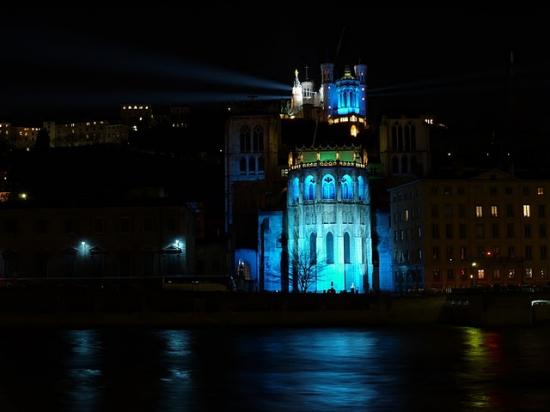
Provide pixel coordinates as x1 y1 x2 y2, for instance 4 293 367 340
9 91 289 108
259 158 374 293
14 27 289 92
79 240 90 256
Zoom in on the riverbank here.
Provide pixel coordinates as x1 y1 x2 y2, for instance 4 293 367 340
0 288 548 327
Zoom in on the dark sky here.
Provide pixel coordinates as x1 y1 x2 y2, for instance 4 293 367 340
1 6 549 133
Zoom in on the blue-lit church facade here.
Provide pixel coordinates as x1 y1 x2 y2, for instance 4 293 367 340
257 147 374 293
323 64 367 120
285 64 368 134
287 147 373 292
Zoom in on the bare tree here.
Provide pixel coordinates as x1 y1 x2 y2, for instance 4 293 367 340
291 248 326 293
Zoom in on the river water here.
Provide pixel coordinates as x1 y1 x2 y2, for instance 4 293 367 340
0 326 548 411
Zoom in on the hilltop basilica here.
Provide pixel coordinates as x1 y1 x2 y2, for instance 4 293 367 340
225 61 432 293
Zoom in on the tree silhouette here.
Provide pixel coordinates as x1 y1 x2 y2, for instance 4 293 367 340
290 248 326 293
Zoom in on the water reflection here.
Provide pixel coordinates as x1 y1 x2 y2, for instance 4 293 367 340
458 326 550 411
235 330 397 411
66 330 102 412
155 330 194 411
0 327 546 411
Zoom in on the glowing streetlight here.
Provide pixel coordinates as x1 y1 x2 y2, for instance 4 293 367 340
470 262 478 288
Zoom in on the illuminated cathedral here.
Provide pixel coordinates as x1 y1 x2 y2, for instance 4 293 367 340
283 64 368 136
286 146 373 292
228 61 383 293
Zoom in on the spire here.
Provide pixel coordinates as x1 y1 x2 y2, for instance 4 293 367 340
294 69 301 87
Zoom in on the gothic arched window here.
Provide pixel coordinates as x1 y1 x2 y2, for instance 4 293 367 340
304 175 316 201
322 174 336 200
405 124 411 152
344 232 351 264
240 125 251 153
401 156 408 174
391 123 398 150
358 176 365 201
410 156 418 175
253 125 263 152
248 156 256 174
310 233 317 264
326 232 334 264
258 155 264 173
291 177 300 204
398 125 404 152
240 157 247 174
392 156 399 174
341 174 353 200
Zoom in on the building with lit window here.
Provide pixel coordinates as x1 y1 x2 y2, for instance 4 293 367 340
0 124 41 150
43 121 129 147
390 169 550 291
120 104 154 130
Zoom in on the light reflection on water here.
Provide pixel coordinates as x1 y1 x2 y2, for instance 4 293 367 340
232 330 399 411
155 330 194 411
67 330 102 412
0 327 547 411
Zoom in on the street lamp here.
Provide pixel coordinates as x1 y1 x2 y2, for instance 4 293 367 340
471 262 478 288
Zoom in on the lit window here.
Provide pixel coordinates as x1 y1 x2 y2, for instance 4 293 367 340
304 175 316 201
508 269 515 278
475 206 483 218
477 269 485 279
490 205 498 217
326 232 334 264
322 175 336 200
523 204 531 217
404 209 409 222
343 233 351 264
526 268 533 278
341 175 353 200
537 187 544 195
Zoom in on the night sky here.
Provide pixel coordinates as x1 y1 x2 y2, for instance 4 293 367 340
1 6 549 134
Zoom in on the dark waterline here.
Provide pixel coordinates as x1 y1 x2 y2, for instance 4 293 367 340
0 326 548 411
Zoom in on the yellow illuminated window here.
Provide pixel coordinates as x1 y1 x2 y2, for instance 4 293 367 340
537 187 544 195
475 206 483 218
523 204 531 217
477 269 485 279
490 205 498 217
